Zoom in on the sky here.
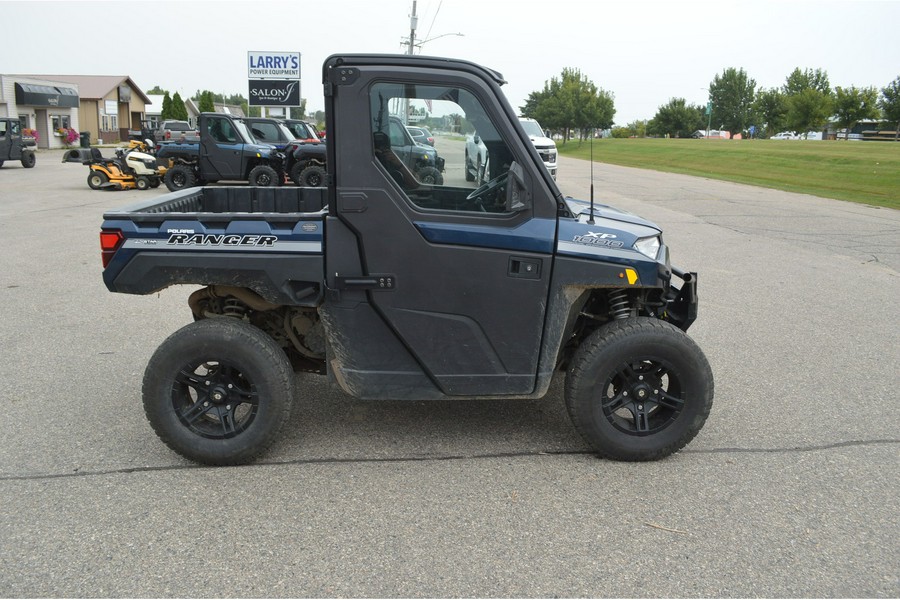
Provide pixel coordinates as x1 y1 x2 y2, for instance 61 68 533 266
3 0 899 125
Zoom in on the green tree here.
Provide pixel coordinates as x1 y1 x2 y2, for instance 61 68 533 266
782 68 832 134
708 67 757 135
522 76 565 137
146 85 168 95
627 119 648 138
753 88 787 136
785 88 833 134
171 92 189 121
160 92 173 120
784 67 831 95
290 99 308 120
879 76 900 139
833 85 879 139
648 98 705 138
521 68 615 142
198 90 216 113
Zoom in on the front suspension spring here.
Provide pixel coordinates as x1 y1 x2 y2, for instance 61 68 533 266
608 290 631 320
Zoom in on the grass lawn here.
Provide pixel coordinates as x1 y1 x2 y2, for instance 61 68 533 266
557 138 900 210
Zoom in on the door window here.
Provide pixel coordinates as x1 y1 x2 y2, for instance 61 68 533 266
208 116 237 143
369 82 522 215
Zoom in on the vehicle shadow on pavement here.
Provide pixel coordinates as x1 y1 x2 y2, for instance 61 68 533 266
271 373 591 461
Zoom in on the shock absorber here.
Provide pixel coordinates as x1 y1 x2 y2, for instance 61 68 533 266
608 289 631 320
222 297 249 318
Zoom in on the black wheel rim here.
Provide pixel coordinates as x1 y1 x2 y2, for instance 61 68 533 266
306 173 321 186
171 359 259 439
172 172 186 187
598 358 684 436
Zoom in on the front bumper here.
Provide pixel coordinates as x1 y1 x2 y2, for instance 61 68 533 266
665 267 698 331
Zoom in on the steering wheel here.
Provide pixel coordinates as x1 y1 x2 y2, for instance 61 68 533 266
466 171 508 202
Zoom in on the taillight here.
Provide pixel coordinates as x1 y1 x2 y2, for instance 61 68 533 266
100 230 124 268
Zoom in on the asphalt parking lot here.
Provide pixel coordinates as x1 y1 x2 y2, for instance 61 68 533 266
0 147 897 597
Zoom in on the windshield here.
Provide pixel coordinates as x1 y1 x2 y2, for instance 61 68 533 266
233 120 255 143
277 124 295 140
519 119 544 137
287 121 314 139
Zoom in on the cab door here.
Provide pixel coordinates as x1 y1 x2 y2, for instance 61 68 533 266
323 63 558 397
199 115 244 180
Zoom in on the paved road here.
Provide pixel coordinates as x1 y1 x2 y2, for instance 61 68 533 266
0 148 897 597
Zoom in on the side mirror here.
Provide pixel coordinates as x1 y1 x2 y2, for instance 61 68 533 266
473 134 481 144
505 161 529 212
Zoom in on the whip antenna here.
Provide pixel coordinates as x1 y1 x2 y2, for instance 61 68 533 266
588 125 595 224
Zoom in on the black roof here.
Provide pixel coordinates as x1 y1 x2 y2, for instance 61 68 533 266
323 54 506 86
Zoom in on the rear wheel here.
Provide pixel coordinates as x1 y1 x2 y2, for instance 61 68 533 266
565 317 713 461
87 170 108 190
21 151 36 168
164 164 196 191
142 319 294 466
249 164 279 186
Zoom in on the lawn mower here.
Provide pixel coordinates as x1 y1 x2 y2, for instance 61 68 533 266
64 143 166 191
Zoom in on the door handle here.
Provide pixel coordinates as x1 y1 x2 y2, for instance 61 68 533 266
508 257 541 279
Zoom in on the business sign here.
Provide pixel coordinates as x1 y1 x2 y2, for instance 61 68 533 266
248 51 301 79
248 79 301 107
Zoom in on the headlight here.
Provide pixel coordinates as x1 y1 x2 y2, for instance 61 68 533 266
634 236 661 259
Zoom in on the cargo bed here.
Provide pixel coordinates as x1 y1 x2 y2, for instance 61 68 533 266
102 186 327 222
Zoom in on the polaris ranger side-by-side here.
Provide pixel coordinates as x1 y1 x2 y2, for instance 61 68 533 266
99 54 713 465
156 112 284 191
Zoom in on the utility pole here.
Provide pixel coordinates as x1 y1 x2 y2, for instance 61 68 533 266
408 1 417 55
402 1 418 124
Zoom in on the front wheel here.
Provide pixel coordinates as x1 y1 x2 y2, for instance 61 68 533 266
248 164 279 187
415 166 443 185
21 151 36 168
142 319 294 465
565 317 713 461
135 175 150 190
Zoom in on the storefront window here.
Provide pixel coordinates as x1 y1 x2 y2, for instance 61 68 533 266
51 115 71 130
100 115 118 131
